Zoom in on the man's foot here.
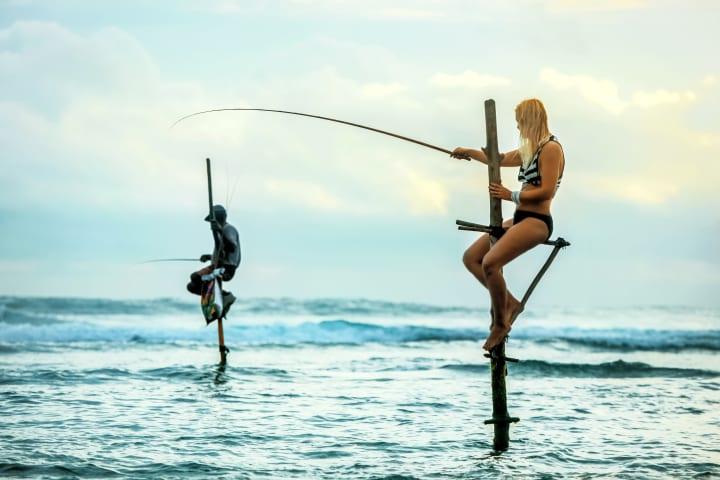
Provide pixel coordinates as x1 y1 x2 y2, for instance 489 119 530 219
483 321 511 351
221 292 236 318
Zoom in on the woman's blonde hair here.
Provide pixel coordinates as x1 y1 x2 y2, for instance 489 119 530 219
515 98 550 167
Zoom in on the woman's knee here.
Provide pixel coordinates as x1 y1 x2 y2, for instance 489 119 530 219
463 248 484 270
481 256 500 277
463 235 490 269
462 248 474 268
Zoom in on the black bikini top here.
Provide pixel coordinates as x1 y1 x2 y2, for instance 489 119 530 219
517 135 564 188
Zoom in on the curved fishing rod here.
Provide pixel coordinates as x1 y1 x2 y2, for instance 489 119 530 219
172 108 470 159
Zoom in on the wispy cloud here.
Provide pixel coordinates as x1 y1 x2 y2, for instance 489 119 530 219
430 71 511 90
373 7 446 20
360 82 407 98
631 89 696 108
398 167 449 215
540 68 627 114
702 75 718 87
545 0 648 12
540 67 698 114
575 173 679 205
264 178 344 211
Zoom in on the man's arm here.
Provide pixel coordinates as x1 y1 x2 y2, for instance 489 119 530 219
209 221 224 265
222 224 242 266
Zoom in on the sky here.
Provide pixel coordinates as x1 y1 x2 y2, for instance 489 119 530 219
0 0 718 307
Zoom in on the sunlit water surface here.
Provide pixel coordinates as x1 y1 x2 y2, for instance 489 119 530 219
1 297 719 479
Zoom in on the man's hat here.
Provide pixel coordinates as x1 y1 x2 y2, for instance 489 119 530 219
204 204 227 223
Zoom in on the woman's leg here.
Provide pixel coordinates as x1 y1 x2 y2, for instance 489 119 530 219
462 233 492 285
462 219 521 324
481 217 548 350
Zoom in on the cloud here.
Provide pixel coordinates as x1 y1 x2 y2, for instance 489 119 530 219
573 173 679 205
540 67 699 114
631 89 696 108
545 0 648 12
199 0 448 20
0 21 233 213
397 167 449 215
540 68 627 114
360 82 407 98
374 7 446 20
430 71 511 90
702 75 717 87
264 178 348 211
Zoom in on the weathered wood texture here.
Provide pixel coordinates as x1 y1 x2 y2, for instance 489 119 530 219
206 158 228 365
483 100 514 451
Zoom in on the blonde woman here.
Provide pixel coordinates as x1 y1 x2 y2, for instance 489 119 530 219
451 99 565 351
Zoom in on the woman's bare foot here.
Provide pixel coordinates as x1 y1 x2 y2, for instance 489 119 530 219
489 297 524 330
484 297 522 350
483 321 511 351
507 296 524 326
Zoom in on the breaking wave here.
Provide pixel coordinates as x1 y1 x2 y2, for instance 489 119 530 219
1 318 719 353
442 360 720 378
1 296 718 352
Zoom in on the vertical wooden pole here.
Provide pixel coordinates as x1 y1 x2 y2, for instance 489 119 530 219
217 318 227 364
485 100 502 230
206 157 228 365
482 99 516 451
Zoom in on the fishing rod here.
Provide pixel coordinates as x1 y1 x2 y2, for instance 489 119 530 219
139 258 201 264
171 108 470 159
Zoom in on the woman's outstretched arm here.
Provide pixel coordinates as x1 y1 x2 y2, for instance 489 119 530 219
451 147 521 167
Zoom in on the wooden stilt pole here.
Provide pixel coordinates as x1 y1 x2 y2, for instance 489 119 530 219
206 157 228 365
217 318 227 365
482 99 518 451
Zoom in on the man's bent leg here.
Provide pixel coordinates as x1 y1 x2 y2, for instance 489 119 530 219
187 266 214 296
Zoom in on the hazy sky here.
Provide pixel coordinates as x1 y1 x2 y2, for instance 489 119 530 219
1 0 718 307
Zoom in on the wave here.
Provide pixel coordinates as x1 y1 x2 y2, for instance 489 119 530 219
535 333 720 352
0 364 290 385
0 296 480 323
1 318 720 352
0 319 479 346
442 360 720 378
512 327 720 352
2 360 716 386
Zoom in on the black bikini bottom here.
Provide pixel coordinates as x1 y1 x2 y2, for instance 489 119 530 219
513 210 553 239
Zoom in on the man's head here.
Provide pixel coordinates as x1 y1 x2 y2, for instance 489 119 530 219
204 204 227 225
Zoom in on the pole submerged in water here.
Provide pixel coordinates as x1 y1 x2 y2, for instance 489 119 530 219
482 99 519 451
206 157 228 365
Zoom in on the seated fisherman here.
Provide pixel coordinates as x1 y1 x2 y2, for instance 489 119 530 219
186 204 241 316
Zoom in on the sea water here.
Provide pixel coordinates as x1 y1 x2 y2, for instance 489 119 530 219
1 297 719 479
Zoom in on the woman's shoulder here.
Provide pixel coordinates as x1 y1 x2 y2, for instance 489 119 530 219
541 140 562 155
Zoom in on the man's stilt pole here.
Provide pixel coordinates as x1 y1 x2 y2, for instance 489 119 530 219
217 318 227 364
206 157 228 365
482 99 518 451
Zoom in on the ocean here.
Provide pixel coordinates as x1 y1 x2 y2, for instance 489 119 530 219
1 296 719 479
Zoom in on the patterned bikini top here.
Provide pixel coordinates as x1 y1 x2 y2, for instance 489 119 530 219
517 135 564 188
